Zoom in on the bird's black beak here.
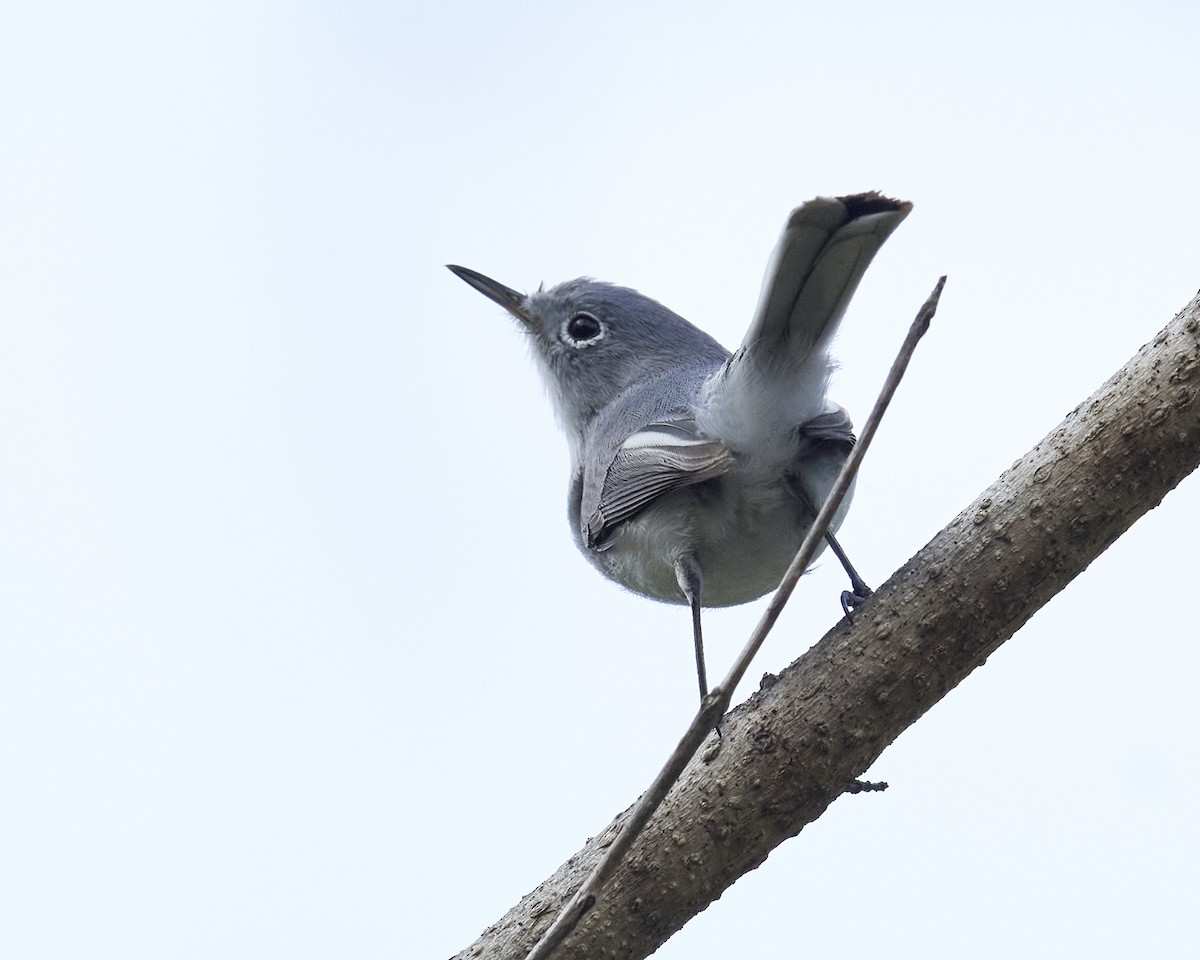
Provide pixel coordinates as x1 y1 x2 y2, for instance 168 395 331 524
447 264 535 328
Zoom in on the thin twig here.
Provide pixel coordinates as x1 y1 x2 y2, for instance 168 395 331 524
523 276 946 960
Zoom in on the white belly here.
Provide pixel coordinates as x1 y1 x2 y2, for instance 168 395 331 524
587 457 852 608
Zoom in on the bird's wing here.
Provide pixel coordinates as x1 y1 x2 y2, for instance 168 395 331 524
583 420 735 549
798 404 856 445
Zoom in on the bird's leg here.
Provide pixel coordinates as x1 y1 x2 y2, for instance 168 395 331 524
823 530 872 620
674 556 708 700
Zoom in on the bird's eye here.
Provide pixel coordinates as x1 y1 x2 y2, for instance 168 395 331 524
563 312 604 346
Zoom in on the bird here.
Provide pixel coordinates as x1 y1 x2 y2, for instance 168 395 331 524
448 192 910 701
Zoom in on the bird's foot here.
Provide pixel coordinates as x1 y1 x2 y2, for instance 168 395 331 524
839 585 873 623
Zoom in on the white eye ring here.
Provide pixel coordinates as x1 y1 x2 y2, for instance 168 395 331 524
561 312 605 347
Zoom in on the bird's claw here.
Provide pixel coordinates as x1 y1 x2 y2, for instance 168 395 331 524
839 586 872 623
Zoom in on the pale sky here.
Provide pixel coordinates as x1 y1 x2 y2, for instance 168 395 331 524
2 3 1198 958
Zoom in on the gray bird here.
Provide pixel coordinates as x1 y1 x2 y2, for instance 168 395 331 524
449 192 910 700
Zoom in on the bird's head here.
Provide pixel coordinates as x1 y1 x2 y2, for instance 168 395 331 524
447 265 726 438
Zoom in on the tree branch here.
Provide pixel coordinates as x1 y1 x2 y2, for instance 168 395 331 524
453 291 1200 960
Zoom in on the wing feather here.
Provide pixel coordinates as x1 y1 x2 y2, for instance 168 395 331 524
585 422 735 548
798 405 855 445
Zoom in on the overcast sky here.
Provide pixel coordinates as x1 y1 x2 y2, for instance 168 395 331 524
2 2 1198 958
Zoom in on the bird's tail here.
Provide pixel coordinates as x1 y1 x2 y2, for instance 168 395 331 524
700 193 910 457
